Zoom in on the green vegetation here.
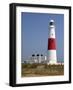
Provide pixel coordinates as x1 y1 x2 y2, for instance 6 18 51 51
21 63 64 77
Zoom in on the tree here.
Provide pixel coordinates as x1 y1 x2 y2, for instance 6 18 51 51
37 54 39 63
41 54 43 56
32 54 35 57
37 54 39 56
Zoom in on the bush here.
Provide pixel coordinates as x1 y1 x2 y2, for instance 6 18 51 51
22 63 38 68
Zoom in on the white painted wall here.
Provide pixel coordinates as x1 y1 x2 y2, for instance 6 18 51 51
49 20 56 38
49 26 55 38
0 0 72 90
48 50 57 64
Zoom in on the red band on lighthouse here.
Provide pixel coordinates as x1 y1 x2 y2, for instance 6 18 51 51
48 38 56 50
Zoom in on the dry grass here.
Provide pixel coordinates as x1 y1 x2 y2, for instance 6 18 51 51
21 63 64 77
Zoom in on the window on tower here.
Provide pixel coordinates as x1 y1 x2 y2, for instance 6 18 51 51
50 22 54 25
52 33 53 36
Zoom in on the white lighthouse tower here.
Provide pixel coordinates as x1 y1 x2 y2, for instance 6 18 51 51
47 20 57 64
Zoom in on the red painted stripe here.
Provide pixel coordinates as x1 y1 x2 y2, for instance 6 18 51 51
48 38 56 50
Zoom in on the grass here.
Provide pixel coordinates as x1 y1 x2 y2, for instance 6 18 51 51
21 63 64 77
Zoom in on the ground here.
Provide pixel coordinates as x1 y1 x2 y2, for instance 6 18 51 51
21 63 64 77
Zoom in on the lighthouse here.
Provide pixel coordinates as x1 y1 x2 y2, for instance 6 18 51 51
47 20 57 64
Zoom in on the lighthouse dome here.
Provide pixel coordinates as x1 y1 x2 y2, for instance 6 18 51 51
50 20 54 22
49 20 54 25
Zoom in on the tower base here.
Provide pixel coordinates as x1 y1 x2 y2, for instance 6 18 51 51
48 50 57 64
